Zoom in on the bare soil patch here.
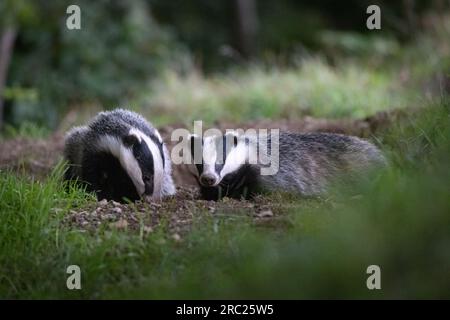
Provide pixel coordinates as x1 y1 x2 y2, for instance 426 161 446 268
62 186 285 239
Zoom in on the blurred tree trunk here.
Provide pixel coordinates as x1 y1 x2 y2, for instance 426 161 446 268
0 27 17 130
403 0 417 34
233 0 258 59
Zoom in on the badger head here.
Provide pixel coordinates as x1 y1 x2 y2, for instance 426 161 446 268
95 128 165 202
186 132 250 188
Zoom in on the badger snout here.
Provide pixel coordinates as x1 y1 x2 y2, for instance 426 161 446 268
199 174 218 187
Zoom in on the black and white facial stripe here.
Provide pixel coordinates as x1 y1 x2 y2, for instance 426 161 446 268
96 128 165 200
188 132 249 187
64 109 176 203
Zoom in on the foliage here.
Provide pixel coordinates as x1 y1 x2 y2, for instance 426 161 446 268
133 13 449 126
2 1 448 128
2 0 178 128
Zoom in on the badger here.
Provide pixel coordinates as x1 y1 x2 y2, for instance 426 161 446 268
186 131 386 200
64 109 176 202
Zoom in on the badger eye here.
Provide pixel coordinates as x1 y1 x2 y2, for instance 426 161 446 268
143 175 152 184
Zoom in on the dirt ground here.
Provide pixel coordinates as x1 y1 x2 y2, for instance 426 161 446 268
60 188 288 238
0 112 400 236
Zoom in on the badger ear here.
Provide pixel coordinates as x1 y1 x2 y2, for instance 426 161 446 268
123 133 140 147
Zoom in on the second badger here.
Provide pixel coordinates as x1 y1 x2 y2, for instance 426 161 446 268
187 131 386 200
64 109 175 202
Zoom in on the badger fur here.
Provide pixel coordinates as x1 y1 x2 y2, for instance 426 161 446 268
64 109 175 202
187 131 386 200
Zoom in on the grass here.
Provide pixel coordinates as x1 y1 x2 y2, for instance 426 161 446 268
0 99 449 299
138 58 415 126
0 121 51 140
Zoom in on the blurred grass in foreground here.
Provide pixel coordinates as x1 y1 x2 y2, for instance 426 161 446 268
0 99 449 298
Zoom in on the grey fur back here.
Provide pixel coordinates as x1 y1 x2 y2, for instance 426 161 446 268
258 132 386 195
86 109 162 140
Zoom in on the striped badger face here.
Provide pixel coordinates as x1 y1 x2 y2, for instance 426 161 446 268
96 128 165 202
187 132 249 188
